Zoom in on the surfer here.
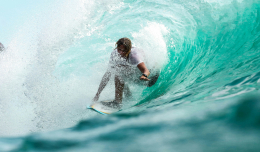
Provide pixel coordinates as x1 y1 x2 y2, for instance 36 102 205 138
92 37 159 108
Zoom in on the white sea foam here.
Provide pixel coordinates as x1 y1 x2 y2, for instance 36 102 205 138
0 0 122 137
132 22 169 70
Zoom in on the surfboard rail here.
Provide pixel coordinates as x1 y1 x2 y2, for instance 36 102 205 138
87 101 121 115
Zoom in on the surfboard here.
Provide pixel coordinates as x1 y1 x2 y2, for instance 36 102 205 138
87 100 121 115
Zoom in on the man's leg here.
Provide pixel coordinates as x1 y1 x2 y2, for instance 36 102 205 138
115 75 124 103
123 84 132 98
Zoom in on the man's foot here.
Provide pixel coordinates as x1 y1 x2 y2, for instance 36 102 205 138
101 100 122 109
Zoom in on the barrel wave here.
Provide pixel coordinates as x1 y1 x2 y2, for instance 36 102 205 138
1 0 260 151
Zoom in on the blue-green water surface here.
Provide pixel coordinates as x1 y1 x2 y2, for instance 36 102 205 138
1 0 260 151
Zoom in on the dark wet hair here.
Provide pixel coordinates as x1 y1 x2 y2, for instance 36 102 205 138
115 37 132 57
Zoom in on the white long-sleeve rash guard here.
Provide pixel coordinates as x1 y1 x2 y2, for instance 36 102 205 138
109 47 145 68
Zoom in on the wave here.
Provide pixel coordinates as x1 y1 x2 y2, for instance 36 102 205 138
0 0 259 145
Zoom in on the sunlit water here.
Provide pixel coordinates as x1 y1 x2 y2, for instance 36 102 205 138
1 0 260 151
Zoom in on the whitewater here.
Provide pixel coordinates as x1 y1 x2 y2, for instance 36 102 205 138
0 0 260 151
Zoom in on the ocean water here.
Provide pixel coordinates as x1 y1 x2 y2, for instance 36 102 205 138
1 0 260 151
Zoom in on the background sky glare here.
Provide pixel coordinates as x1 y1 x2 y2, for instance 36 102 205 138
0 1 54 45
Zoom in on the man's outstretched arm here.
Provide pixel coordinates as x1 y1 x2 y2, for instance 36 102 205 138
137 62 150 81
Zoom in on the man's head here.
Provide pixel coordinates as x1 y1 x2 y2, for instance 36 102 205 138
116 38 132 58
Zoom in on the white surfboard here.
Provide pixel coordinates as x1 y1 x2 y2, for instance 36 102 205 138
87 100 121 115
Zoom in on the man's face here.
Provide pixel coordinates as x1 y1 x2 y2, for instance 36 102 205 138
117 45 128 57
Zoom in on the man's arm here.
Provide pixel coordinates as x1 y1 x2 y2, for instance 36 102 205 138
93 71 111 102
137 62 150 81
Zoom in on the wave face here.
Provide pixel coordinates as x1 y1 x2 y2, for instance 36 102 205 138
1 0 260 151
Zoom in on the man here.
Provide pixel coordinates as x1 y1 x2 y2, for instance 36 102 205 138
92 37 159 108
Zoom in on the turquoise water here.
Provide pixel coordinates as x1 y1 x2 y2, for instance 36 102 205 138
1 0 260 151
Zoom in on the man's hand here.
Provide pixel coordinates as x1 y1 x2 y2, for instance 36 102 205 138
140 75 150 81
